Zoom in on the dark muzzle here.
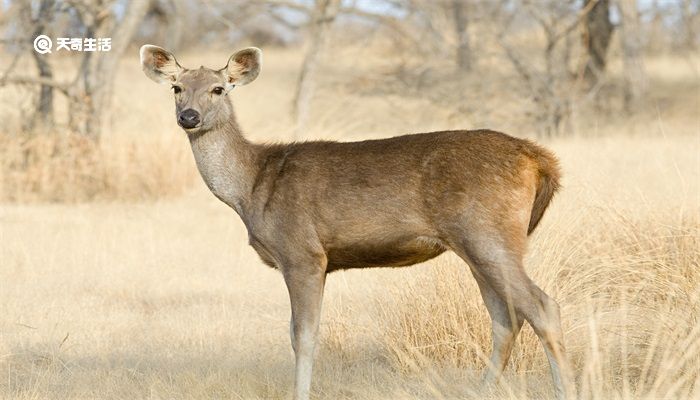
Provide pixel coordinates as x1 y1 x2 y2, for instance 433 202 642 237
178 109 201 129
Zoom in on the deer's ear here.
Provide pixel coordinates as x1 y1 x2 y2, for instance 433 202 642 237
223 47 262 87
140 45 183 84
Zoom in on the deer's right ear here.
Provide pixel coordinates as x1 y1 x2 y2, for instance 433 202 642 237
140 45 182 84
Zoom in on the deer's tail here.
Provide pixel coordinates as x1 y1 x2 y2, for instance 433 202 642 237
527 145 562 235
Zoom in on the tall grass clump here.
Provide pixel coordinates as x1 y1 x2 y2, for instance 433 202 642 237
0 131 198 202
377 206 699 398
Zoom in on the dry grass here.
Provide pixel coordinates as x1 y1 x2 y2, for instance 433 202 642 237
0 46 698 399
378 213 699 398
0 132 197 202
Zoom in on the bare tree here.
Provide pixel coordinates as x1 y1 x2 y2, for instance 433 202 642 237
292 0 341 138
3 0 58 132
498 1 592 136
452 0 472 71
403 1 469 69
617 0 647 112
681 0 699 50
29 0 56 130
1 0 150 139
582 0 614 86
147 0 183 51
71 0 150 138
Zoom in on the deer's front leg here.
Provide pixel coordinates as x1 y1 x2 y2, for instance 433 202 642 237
283 257 327 400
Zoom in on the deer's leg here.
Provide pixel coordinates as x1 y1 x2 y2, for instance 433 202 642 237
451 238 575 400
528 289 575 400
487 264 573 399
472 275 524 383
282 256 327 400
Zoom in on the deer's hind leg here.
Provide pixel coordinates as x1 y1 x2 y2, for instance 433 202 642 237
471 273 525 383
446 224 575 400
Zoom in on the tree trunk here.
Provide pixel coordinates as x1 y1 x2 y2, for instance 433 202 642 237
292 0 341 139
73 0 150 139
30 0 55 132
452 0 471 72
150 0 183 51
583 0 614 86
681 0 698 50
617 0 647 112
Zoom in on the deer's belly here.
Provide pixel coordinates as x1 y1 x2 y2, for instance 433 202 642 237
325 236 447 271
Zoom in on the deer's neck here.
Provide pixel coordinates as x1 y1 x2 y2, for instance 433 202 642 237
188 118 259 216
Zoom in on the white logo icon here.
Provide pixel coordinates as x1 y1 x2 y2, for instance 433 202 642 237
33 35 52 54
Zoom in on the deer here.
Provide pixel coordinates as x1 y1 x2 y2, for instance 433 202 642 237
140 44 576 400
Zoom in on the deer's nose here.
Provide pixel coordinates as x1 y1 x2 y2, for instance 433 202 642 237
178 109 200 129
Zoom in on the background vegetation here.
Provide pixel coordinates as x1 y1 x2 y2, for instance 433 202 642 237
0 0 698 398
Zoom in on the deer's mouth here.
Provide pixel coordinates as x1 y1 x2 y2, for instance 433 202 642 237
178 121 202 131
181 125 202 133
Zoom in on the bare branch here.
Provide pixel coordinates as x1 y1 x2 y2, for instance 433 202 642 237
498 38 539 96
341 5 407 32
268 9 304 29
266 0 312 14
524 0 599 47
1 53 23 82
0 76 72 97
554 0 600 43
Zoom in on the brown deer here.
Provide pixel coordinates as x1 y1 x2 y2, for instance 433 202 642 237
140 45 576 400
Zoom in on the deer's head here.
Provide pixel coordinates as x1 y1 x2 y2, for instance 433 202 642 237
140 45 262 134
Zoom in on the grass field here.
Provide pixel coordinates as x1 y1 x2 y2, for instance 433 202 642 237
0 47 698 399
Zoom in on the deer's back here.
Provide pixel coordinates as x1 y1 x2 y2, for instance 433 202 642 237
254 129 543 205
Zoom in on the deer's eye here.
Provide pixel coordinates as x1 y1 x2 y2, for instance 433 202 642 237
212 87 224 95
172 85 182 94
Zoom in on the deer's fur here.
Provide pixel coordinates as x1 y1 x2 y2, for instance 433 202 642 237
140 44 576 400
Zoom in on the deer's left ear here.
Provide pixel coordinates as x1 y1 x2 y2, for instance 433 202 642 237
222 47 262 88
